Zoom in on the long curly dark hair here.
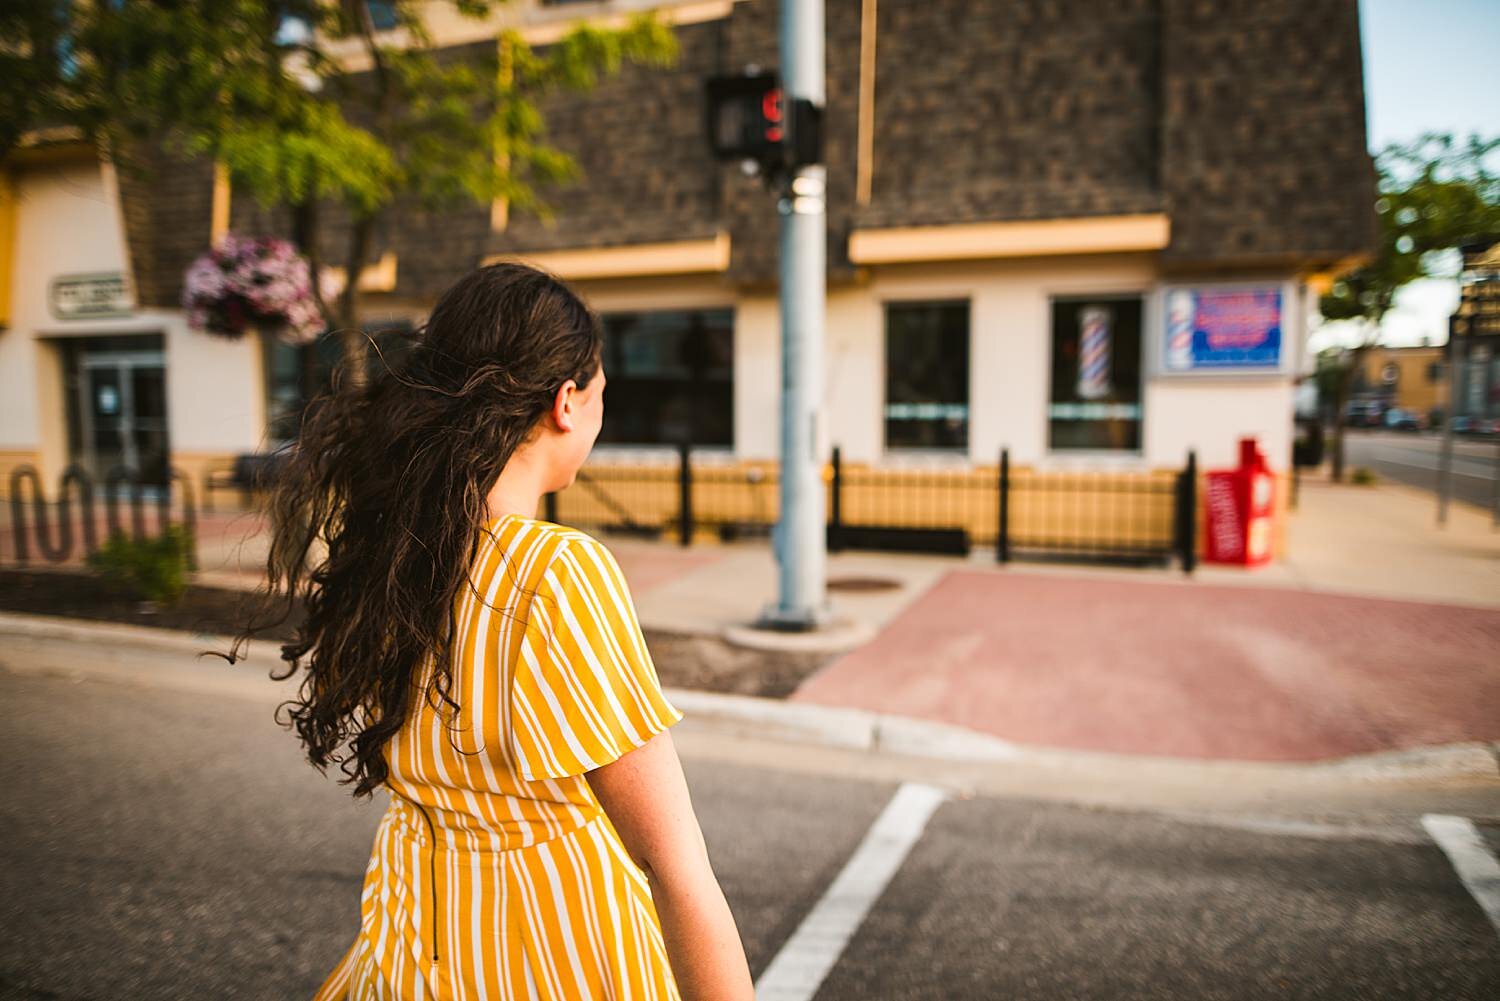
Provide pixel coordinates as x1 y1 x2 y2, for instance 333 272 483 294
205 262 604 798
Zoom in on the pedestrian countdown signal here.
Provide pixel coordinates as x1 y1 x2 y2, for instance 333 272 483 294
706 71 823 183
705 72 783 164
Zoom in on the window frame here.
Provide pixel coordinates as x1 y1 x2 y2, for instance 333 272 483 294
594 305 736 449
1043 288 1150 460
879 295 973 458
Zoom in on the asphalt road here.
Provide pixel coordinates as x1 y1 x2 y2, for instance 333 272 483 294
1340 429 1500 511
2 644 1499 1000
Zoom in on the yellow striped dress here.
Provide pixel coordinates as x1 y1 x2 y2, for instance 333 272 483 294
311 513 686 1001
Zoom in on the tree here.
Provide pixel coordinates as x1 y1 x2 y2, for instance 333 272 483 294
0 1 74 162
1318 132 1500 481
52 0 678 386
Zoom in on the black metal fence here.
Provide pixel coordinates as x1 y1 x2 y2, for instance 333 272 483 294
996 448 1197 570
4 445 1200 575
6 464 198 569
545 443 1200 573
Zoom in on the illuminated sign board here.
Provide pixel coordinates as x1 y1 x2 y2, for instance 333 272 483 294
1161 284 1284 373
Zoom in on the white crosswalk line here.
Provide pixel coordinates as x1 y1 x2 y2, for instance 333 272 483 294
754 782 949 1001
1421 813 1500 937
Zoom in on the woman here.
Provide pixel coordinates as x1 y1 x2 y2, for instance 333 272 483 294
222 262 754 1000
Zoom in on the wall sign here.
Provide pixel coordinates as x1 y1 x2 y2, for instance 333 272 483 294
49 272 134 320
1163 284 1284 373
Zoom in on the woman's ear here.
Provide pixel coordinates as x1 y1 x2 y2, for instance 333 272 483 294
552 379 577 432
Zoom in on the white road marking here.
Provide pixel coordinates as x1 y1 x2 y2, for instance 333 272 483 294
1421 813 1500 937
754 782 949 1001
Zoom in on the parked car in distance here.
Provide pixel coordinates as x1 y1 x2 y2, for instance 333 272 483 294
1383 407 1424 431
1344 400 1385 427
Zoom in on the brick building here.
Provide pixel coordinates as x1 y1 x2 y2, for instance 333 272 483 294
1 0 1376 542
1350 345 1447 424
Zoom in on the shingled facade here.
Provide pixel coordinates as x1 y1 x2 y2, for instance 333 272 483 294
117 0 1375 303
3 0 1376 515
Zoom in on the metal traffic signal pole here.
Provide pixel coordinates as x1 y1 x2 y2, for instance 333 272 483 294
759 0 833 630
1437 337 1459 525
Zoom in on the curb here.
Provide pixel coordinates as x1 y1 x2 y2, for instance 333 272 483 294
3 610 1497 789
666 687 1500 786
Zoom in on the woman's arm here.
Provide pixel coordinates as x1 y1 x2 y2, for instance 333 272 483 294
586 729 755 1001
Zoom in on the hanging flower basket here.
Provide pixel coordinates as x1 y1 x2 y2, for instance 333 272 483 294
182 233 325 346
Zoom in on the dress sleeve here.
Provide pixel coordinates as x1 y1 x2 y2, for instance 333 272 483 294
508 534 684 781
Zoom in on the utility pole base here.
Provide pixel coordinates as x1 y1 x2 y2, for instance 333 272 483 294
753 598 838 632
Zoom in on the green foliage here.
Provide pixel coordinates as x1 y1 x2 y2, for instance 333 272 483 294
0 0 75 160
21 0 679 343
41 1 678 227
1321 132 1500 329
86 524 196 607
1349 467 1379 486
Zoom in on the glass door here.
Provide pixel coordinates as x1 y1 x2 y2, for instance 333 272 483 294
79 350 170 492
129 363 170 485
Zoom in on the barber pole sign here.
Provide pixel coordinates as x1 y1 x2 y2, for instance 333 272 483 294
1077 305 1113 399
1166 289 1194 370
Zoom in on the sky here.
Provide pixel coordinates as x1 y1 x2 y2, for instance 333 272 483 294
1308 0 1500 354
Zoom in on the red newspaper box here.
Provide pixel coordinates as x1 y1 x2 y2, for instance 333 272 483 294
1203 437 1276 566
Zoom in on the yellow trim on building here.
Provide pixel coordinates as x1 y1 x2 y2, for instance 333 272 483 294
8 128 95 167
327 0 746 73
513 0 738 46
856 0 878 207
1301 253 1371 295
321 251 399 295
848 213 1172 265
0 169 14 328
483 232 731 280
1303 272 1336 295
210 160 232 246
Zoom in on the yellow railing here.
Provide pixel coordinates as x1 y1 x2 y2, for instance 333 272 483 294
554 457 1189 555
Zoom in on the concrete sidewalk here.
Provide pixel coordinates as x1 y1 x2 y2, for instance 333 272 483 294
176 468 1500 621
613 473 1500 765
11 471 1499 769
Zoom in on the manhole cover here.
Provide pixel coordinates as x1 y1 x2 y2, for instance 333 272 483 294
827 575 902 593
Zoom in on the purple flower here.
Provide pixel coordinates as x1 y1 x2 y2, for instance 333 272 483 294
183 232 325 343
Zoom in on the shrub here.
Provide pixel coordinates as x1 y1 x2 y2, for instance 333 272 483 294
1350 466 1379 486
85 523 195 606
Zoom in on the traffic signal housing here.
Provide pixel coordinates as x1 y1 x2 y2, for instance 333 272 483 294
706 71 823 182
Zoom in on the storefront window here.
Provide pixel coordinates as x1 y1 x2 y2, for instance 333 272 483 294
262 321 414 447
1048 296 1144 451
597 309 734 446
263 336 305 446
884 300 969 450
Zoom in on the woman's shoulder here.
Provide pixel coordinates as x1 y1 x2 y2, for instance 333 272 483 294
480 518 622 594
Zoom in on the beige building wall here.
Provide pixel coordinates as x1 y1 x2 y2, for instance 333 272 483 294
1145 378 1295 471
0 156 266 498
731 294 783 463
560 253 1302 475
864 254 1165 468
2 163 1305 507
687 254 1300 474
